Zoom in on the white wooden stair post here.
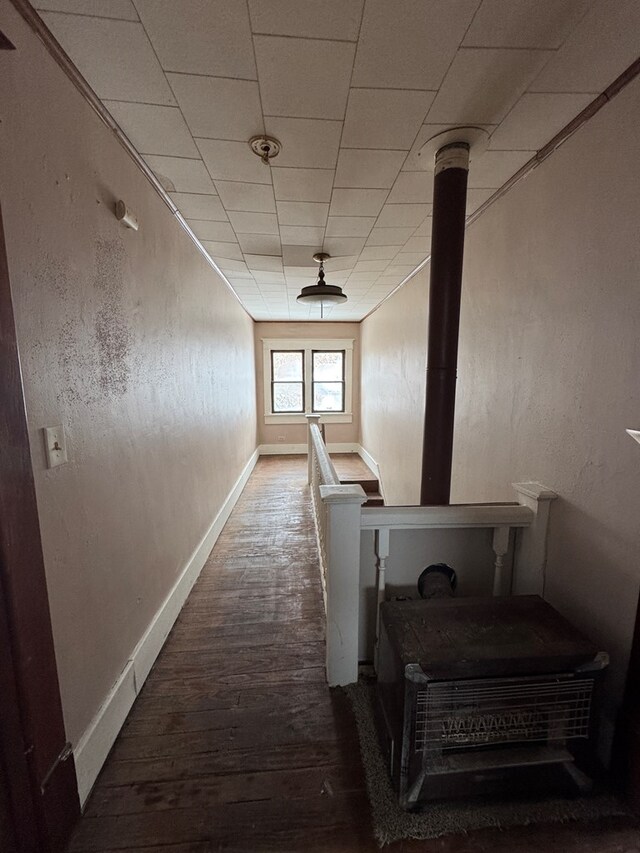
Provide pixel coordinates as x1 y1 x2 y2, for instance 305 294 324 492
512 482 558 595
319 484 367 686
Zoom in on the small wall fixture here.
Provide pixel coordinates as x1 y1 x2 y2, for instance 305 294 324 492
115 200 139 231
626 429 640 445
296 252 347 318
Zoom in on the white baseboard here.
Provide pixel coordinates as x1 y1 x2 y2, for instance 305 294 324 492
356 444 380 481
259 442 359 455
72 447 259 807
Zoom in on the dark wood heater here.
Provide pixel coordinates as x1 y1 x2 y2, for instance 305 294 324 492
376 596 608 809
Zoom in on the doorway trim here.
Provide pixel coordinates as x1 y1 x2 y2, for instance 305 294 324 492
0 204 80 851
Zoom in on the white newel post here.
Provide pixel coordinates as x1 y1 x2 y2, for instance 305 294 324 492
512 482 558 595
319 484 367 686
306 414 321 485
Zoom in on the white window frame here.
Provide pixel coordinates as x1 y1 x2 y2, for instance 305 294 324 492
263 338 354 424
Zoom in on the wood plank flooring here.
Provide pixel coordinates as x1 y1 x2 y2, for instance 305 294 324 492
67 456 640 853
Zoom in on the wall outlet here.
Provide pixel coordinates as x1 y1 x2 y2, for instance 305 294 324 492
276 435 286 442
43 425 68 468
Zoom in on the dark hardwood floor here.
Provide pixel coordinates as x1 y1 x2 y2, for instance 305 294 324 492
67 456 640 852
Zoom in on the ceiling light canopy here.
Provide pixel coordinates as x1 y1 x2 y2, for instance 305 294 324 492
296 253 347 317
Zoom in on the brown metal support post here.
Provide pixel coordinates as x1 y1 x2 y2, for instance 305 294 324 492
420 142 470 505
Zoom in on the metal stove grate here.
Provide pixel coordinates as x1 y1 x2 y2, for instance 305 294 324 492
415 676 593 754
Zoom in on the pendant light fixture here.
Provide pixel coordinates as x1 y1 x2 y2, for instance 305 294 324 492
296 252 347 318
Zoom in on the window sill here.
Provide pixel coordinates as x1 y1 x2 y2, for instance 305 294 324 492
264 413 353 425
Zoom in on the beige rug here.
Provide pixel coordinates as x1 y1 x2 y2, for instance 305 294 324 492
346 680 627 847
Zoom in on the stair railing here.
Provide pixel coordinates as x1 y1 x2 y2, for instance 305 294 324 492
305 417 557 687
306 415 366 686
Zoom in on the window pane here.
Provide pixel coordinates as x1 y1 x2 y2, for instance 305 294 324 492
313 351 343 381
313 382 343 412
273 351 303 381
273 382 303 412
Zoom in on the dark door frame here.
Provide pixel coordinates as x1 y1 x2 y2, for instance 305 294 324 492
0 204 80 851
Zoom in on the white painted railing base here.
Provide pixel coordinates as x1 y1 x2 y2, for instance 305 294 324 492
72 448 259 807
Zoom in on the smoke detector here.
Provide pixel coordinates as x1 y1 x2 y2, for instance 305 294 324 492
249 135 281 165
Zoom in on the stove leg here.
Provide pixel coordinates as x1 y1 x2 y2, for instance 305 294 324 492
562 760 593 794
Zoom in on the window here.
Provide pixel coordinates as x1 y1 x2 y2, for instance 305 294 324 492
312 350 344 413
262 338 353 424
271 350 304 413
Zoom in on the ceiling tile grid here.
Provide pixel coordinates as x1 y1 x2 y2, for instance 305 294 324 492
35 0 635 320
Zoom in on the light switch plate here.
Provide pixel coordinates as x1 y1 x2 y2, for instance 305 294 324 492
43 425 67 468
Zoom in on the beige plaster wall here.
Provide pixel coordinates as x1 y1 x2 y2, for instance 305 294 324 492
360 77 640 738
360 272 428 502
254 322 360 447
0 1 257 746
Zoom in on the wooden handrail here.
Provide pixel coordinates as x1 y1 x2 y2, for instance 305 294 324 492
309 423 340 487
361 502 533 530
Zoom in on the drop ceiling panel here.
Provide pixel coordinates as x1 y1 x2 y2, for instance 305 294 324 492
324 236 366 255
168 192 228 220
215 181 276 213
264 118 342 168
529 0 640 94
187 219 236 242
143 155 215 193
462 0 592 49
104 101 198 157
413 219 433 237
200 240 244 261
353 0 479 89
276 202 329 227
427 48 553 124
353 259 389 272
279 225 325 245
396 251 428 266
245 255 284 272
360 246 401 261
247 0 364 41
329 189 388 217
35 0 138 20
323 237 367 256
197 139 272 183
489 93 594 151
40 13 175 104
376 204 430 228
326 217 377 237
334 149 406 189
227 211 279 235
167 75 263 141
237 234 282 255
134 0 256 78
218 260 252 277
402 235 431 254
367 227 416 246
272 168 335 202
342 89 436 149
254 36 355 120
386 171 434 204
282 247 318 267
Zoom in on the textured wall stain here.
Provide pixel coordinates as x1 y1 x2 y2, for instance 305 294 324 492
93 239 133 397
